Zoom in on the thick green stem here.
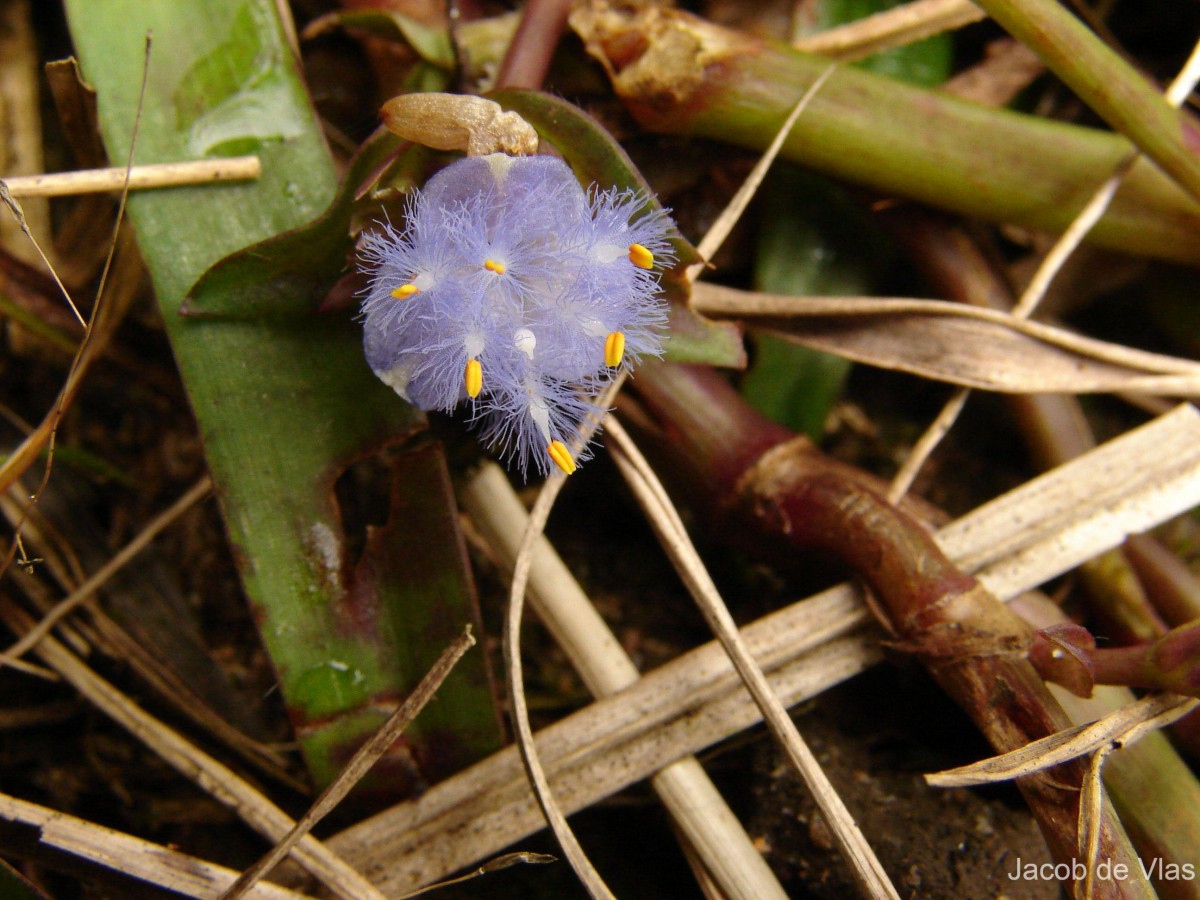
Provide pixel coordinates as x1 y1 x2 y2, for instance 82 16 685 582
571 5 1200 264
973 0 1200 203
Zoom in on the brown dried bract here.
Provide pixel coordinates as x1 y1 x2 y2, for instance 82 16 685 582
380 93 538 157
570 2 756 117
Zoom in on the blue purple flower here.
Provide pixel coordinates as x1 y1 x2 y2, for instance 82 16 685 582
359 153 675 477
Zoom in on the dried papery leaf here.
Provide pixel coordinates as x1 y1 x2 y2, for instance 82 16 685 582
926 693 1199 788
0 0 51 267
44 58 104 169
380 93 539 156
691 284 1200 395
1016 592 1200 889
44 56 127 286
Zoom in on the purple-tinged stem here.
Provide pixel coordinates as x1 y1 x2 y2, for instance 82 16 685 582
885 206 1200 764
493 0 571 91
1068 620 1200 698
1125 533 1200 628
629 361 1151 896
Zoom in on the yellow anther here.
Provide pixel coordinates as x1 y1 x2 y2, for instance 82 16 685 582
604 331 626 368
464 359 483 398
391 283 419 299
628 243 654 270
483 259 506 275
547 440 576 475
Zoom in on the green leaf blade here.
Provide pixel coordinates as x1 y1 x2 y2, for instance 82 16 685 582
65 0 499 792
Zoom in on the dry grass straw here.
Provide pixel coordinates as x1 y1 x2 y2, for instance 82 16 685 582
0 38 158 516
6 16 1200 898
793 0 986 60
1 157 261 198
324 404 1200 894
499 374 652 900
0 477 212 671
604 417 900 900
489 70 896 899
876 49 1200 879
0 44 373 897
0 598 384 900
218 628 477 900
0 791 312 899
927 693 1200 788
0 481 302 788
465 461 788 899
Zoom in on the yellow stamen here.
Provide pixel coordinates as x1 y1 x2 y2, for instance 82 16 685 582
628 243 654 269
547 440 576 475
391 283 419 299
604 331 626 368
483 259 506 275
464 359 483 398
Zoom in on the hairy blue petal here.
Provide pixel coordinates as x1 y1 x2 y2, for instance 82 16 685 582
359 152 675 478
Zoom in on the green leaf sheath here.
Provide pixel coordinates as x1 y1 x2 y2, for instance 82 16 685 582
65 0 498 791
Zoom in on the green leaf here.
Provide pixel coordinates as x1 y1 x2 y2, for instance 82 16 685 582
304 9 456 69
742 167 891 438
64 0 499 791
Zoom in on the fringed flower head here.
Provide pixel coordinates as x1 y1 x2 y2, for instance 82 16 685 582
360 153 675 478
